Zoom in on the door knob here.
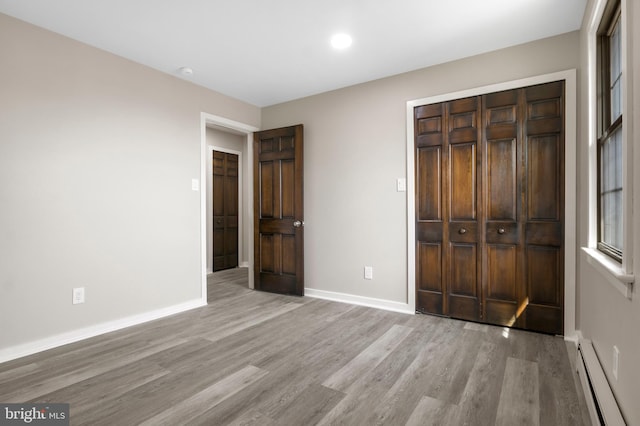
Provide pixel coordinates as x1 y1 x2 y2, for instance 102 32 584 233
458 228 467 234
497 227 505 234
293 220 304 228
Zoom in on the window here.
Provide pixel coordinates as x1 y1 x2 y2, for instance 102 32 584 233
597 1 623 262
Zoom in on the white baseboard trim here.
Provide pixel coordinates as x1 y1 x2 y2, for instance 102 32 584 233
0 299 206 364
239 261 249 268
305 288 414 315
564 330 580 346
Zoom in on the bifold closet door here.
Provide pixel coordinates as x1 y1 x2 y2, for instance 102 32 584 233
415 97 482 322
415 81 565 335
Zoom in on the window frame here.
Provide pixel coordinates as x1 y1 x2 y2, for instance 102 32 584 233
596 1 623 262
584 0 634 299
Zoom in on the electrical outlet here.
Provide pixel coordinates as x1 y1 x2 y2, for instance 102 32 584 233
73 287 85 305
364 266 373 280
613 346 619 380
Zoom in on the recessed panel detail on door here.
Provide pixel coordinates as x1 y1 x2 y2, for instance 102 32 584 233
260 162 274 218
527 246 561 306
282 235 296 275
449 143 476 221
528 136 561 221
486 139 516 221
487 244 517 301
260 234 275 273
417 147 441 221
281 160 295 219
418 243 442 293
449 243 477 297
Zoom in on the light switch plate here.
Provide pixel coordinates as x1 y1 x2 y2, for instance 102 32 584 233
191 178 200 191
396 178 406 192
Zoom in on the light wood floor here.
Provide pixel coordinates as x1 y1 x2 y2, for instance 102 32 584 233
0 268 590 425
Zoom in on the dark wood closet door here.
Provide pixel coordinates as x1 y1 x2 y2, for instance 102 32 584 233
482 88 523 327
415 81 564 335
521 82 565 335
415 102 446 315
482 83 565 333
415 97 482 321
213 151 239 272
253 125 304 296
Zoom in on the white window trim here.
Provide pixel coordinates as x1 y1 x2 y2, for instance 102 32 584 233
584 0 634 299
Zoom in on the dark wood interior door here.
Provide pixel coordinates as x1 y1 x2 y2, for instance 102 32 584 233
415 81 564 335
212 151 239 271
253 125 304 295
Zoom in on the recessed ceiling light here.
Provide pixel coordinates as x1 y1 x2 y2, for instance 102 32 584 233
331 33 352 49
179 67 193 76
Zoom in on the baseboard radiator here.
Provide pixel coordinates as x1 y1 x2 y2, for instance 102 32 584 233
577 340 626 425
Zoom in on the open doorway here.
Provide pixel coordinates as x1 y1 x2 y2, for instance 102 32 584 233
200 113 259 304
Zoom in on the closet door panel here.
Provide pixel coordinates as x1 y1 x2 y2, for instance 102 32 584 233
521 81 565 334
415 103 446 315
447 97 481 321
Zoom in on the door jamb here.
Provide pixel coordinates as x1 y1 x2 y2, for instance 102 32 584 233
201 113 259 304
406 69 577 339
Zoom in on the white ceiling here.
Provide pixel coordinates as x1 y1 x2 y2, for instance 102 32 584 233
0 0 587 107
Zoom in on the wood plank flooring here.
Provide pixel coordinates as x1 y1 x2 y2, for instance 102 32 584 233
0 268 590 425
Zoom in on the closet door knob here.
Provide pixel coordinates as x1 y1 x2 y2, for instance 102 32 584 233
458 228 467 234
498 227 505 234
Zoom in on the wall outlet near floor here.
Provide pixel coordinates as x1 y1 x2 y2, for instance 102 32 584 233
613 346 619 380
364 266 373 280
72 287 85 305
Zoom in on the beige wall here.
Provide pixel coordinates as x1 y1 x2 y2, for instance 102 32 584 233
0 13 260 353
5 7 638 422
262 32 580 304
206 128 250 272
577 0 640 424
